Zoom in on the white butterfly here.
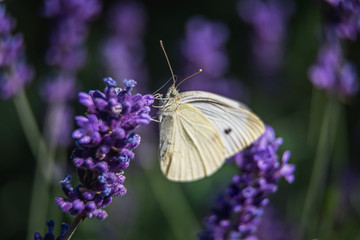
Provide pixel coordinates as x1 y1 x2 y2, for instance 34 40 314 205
156 41 265 182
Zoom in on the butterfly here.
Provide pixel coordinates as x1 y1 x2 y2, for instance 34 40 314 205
156 41 265 182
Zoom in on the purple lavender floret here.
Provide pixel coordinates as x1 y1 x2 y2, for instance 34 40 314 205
43 0 102 71
101 2 148 91
198 126 295 240
325 0 360 40
55 78 153 219
255 206 296 240
180 16 245 100
33 220 69 240
0 6 34 99
307 1 359 98
237 0 294 75
41 0 102 145
308 41 358 98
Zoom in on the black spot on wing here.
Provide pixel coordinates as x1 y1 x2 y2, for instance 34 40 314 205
224 128 232 134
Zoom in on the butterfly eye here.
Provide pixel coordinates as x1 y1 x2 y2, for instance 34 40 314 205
170 89 178 97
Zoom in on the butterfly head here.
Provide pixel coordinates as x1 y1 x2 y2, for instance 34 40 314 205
166 85 179 99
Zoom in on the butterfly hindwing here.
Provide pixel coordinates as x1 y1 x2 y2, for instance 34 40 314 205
180 91 265 158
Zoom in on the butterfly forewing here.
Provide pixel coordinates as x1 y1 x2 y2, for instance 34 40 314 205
180 90 251 110
179 91 265 158
159 103 226 181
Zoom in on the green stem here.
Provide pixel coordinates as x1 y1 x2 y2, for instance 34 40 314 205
13 92 47 169
307 88 325 146
144 166 200 240
13 92 55 240
299 97 340 239
319 103 347 238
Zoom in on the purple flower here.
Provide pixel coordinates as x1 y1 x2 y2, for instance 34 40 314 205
101 2 148 91
43 0 102 71
308 41 358 98
180 16 245 100
255 206 296 240
325 0 360 40
41 0 102 145
0 6 34 99
55 78 153 219
41 74 76 103
198 126 295 240
181 16 229 78
33 220 69 240
45 104 75 146
237 0 294 75
307 1 359 98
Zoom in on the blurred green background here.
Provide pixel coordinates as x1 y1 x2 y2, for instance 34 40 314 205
1 0 360 239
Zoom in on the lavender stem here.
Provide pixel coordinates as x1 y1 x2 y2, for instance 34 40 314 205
144 167 200 240
62 215 84 240
307 88 326 146
299 97 340 239
13 91 55 240
13 91 46 165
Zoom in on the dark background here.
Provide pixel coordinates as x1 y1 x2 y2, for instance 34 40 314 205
1 0 360 239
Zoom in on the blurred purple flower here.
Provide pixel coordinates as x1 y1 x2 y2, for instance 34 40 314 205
55 78 153 219
42 0 102 145
325 0 360 40
0 6 34 99
101 1 148 91
107 1 146 38
41 74 76 103
255 206 296 240
307 1 360 98
43 0 102 71
33 220 68 240
237 0 294 75
181 16 229 78
101 2 158 169
46 104 74 146
308 35 358 98
180 16 245 100
198 126 295 240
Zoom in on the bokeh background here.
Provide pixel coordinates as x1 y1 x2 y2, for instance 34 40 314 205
1 0 360 239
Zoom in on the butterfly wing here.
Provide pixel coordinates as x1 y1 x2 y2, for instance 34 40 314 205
159 103 226 182
180 91 265 158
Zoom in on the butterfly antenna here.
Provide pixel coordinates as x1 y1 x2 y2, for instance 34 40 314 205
152 77 174 95
176 69 203 89
160 40 176 87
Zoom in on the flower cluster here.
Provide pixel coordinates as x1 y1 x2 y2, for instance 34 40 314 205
101 1 148 90
34 220 68 240
180 16 243 99
42 0 102 145
43 0 101 71
198 126 295 240
255 206 295 240
325 0 360 40
55 78 153 219
237 0 294 76
0 6 34 99
308 1 359 98
308 40 358 98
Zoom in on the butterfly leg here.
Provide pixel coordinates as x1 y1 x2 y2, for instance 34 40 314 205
151 118 160 123
151 104 163 108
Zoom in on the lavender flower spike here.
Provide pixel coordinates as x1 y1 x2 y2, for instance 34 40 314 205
43 0 102 71
198 126 295 240
0 6 34 99
56 78 153 219
308 40 359 98
34 220 69 240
